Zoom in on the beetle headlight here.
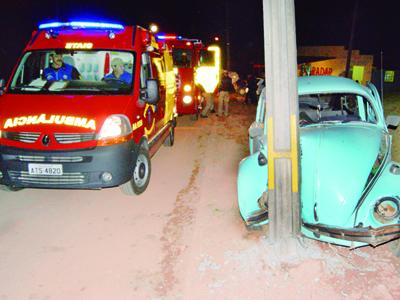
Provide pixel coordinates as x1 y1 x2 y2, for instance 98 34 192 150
98 115 132 146
183 84 192 92
373 197 400 223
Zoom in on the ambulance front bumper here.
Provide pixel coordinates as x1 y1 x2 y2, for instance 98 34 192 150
0 141 138 189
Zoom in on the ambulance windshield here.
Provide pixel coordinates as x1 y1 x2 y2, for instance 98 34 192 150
172 49 192 68
9 50 135 95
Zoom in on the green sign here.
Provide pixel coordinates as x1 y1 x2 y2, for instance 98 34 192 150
352 65 364 83
385 70 395 83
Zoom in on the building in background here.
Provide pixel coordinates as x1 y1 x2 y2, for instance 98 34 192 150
297 46 374 85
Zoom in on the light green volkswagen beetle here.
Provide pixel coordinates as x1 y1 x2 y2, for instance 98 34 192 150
237 76 400 249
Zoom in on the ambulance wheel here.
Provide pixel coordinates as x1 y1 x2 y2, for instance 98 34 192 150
163 126 175 147
121 147 151 195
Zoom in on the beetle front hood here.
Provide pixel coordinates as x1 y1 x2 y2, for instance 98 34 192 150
0 94 131 133
300 124 383 226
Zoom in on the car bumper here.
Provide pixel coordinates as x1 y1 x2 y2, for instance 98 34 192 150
303 222 400 247
0 141 138 189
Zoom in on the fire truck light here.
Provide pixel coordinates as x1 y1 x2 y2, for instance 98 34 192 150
38 21 124 30
149 24 158 33
183 84 192 92
183 96 193 104
173 67 178 75
186 42 191 46
156 35 176 40
195 46 221 93
156 34 183 40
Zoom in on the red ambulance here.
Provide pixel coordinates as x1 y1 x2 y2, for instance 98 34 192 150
157 34 205 119
0 21 177 195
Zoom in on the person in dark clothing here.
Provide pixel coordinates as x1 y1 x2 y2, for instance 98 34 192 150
217 70 235 116
246 74 258 104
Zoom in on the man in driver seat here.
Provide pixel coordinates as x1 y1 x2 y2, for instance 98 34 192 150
43 50 81 81
104 57 132 84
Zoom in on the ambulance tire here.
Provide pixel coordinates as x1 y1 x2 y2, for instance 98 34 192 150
163 126 175 147
121 146 151 195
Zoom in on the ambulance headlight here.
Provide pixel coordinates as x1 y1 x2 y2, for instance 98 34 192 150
183 95 192 104
183 84 192 92
98 115 132 139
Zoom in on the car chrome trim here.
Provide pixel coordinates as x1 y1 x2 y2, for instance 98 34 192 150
303 222 400 247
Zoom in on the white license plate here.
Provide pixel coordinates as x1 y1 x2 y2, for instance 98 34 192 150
28 163 63 176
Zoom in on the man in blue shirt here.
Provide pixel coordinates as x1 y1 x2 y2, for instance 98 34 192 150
104 57 132 84
43 51 81 81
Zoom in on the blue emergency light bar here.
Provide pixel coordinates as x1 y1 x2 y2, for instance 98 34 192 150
156 34 183 40
38 21 124 30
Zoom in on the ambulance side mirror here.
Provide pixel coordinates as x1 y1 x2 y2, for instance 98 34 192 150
144 79 160 105
0 79 5 96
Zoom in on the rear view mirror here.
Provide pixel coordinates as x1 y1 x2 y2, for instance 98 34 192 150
0 79 5 96
386 115 400 130
142 79 160 105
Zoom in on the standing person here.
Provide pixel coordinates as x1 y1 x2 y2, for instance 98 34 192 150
217 70 234 117
246 74 257 104
43 51 81 81
200 84 215 118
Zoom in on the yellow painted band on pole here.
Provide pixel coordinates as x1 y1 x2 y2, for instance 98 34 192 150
290 115 299 193
267 117 275 190
267 115 299 192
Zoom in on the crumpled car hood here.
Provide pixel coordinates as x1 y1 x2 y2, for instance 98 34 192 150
300 124 383 226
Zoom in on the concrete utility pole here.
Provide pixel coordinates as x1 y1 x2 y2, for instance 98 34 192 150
345 0 359 78
263 0 300 243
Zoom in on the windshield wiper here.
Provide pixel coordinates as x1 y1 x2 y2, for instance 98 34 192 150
50 87 110 94
11 85 46 91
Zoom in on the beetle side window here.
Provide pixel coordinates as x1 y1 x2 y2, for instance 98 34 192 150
364 99 377 123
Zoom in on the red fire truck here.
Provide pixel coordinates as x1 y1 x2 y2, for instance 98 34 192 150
156 34 206 119
0 21 177 195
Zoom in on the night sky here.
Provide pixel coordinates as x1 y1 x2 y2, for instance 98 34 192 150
0 0 397 80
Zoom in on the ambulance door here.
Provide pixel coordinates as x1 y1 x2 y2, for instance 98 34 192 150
150 53 167 130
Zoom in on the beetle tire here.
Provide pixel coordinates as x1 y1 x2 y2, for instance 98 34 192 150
121 146 151 195
163 126 175 147
389 238 400 257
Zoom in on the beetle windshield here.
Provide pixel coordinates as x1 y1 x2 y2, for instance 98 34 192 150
299 93 378 126
9 50 135 95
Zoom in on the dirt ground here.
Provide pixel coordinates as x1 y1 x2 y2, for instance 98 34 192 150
0 100 399 300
